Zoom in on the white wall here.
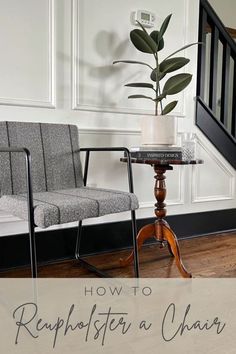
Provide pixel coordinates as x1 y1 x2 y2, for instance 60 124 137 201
209 0 236 28
0 0 235 236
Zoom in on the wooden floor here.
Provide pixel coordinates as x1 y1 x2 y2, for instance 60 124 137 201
1 231 236 278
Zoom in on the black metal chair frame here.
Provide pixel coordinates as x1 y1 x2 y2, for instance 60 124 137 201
0 146 139 278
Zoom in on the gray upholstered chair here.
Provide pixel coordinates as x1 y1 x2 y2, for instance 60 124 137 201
0 121 139 277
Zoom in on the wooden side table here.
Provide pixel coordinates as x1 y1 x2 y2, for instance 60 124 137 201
120 158 204 278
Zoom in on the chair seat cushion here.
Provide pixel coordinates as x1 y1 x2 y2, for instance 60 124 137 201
0 187 139 228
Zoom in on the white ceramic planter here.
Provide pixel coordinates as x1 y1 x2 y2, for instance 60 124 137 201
141 115 177 146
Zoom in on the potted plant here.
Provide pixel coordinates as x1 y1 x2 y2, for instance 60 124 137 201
113 14 199 146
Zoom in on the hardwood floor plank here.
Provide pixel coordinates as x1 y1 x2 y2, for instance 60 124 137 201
1 232 236 278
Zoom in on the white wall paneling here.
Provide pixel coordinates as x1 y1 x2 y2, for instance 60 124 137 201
0 0 55 108
0 212 19 224
192 136 235 202
72 0 188 116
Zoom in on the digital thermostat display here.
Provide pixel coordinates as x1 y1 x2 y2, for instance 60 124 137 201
132 10 155 28
141 13 150 21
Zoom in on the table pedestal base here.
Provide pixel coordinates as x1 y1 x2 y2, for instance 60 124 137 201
120 163 192 278
120 219 191 278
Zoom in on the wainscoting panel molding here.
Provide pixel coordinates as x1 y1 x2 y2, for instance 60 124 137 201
192 137 235 202
0 0 55 108
78 127 140 135
0 213 18 224
71 0 186 116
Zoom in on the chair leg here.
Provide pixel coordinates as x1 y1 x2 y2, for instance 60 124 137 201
75 220 110 277
75 214 140 278
75 220 83 259
28 219 37 278
131 210 139 278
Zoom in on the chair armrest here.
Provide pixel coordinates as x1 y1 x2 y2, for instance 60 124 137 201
0 146 30 154
80 147 130 153
79 147 135 193
0 146 34 225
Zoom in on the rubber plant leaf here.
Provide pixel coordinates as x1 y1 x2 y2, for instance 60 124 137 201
159 14 172 38
164 42 201 60
128 94 154 100
130 29 157 54
160 57 190 74
163 73 192 95
113 60 153 69
150 31 164 51
150 68 166 82
125 82 154 89
162 100 178 115
153 94 166 102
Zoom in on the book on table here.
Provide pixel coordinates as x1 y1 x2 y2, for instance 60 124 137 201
125 146 183 160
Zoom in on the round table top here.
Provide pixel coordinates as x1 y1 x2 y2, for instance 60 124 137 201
120 158 204 166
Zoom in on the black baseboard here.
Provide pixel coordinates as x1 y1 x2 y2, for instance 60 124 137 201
0 209 236 270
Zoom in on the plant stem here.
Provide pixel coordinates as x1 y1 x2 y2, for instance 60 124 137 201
158 86 163 114
155 54 159 116
154 53 163 116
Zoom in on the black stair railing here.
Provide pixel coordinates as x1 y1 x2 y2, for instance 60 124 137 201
197 0 236 168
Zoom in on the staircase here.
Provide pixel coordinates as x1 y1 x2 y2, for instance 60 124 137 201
196 0 236 168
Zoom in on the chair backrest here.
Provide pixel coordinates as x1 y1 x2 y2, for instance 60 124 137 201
0 121 84 196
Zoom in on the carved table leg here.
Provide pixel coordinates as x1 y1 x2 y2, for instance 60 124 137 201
162 223 191 278
120 164 191 278
120 224 155 267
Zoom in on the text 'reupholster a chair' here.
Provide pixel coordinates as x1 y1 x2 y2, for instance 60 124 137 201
0 122 139 277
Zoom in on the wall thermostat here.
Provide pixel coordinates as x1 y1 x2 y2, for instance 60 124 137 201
131 10 155 28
